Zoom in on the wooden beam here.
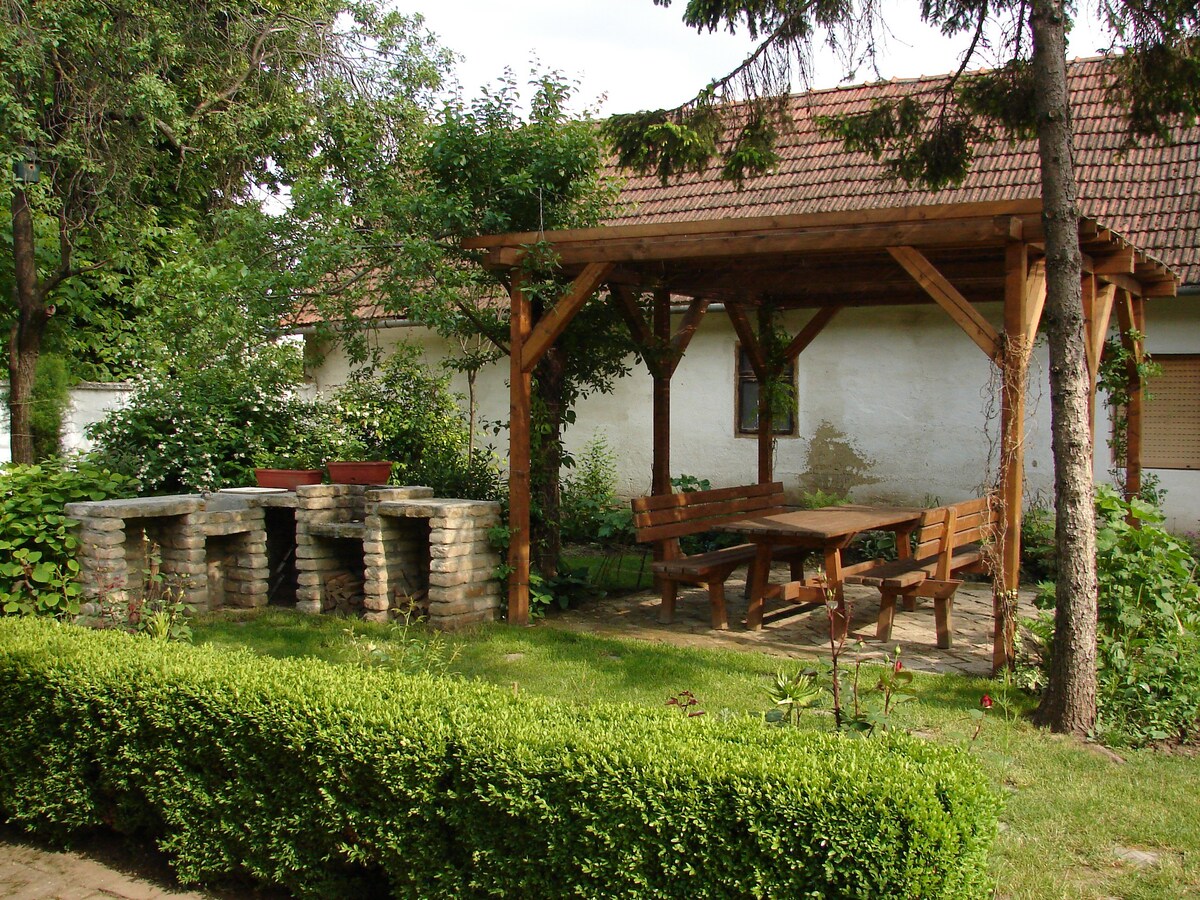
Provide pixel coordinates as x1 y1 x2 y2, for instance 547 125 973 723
507 275 533 626
726 304 767 379
1117 294 1146 504
1025 260 1047 348
462 198 1046 250
1092 246 1135 275
652 289 673 497
520 262 613 373
783 306 842 360
486 217 1039 269
1089 283 1117 381
888 246 1002 361
757 304 774 484
1115 291 1144 365
610 284 654 355
667 297 711 375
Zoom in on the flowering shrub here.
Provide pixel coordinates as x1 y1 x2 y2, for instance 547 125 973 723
87 343 320 494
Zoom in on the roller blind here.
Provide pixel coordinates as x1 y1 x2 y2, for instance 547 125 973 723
1143 355 1200 470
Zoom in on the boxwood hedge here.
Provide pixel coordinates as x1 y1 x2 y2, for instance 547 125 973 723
0 618 999 898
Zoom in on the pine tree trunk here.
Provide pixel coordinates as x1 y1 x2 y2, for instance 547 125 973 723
1029 0 1099 737
8 185 49 466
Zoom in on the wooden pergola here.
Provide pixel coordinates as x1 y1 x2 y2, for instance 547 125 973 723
462 199 1178 671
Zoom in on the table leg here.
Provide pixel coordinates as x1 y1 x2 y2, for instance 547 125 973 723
824 545 848 639
745 543 772 631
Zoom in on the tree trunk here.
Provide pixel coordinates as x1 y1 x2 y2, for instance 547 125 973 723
1029 0 1099 737
532 345 567 580
8 185 50 466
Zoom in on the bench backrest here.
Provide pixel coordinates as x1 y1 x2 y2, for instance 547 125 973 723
631 482 788 547
911 506 952 559
934 495 1002 580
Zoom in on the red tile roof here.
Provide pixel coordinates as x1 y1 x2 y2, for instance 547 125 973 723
606 57 1200 285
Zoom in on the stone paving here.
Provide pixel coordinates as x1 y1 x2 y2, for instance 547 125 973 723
540 565 1029 676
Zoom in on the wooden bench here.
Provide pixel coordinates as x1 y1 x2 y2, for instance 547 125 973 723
843 496 1000 649
631 482 806 630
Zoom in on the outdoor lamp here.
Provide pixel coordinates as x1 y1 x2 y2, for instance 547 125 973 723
13 146 40 184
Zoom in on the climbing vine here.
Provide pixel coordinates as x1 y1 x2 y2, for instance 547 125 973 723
1097 330 1162 504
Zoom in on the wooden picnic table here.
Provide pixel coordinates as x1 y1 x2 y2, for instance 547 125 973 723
717 504 926 633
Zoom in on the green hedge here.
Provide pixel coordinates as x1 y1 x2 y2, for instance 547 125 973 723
0 619 999 898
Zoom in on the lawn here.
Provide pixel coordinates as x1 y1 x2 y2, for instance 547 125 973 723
195 608 1200 900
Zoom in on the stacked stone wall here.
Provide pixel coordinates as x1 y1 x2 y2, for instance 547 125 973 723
70 486 503 629
294 484 366 615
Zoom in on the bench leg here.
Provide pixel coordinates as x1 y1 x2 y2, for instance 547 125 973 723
658 581 678 625
708 581 730 631
934 597 954 649
902 594 917 612
877 590 898 642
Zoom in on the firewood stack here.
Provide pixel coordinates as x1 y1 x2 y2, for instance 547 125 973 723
393 586 430 621
324 569 364 614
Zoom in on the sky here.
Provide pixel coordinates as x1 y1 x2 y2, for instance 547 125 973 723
399 0 1117 116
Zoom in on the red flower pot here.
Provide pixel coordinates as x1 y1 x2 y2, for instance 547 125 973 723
254 468 324 491
326 461 394 485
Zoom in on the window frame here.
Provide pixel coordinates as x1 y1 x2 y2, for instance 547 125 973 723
734 344 798 438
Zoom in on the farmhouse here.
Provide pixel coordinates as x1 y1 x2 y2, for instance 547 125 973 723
305 57 1200 533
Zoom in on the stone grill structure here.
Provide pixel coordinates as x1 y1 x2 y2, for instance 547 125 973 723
67 485 502 628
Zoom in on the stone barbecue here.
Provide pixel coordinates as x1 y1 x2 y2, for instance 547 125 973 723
66 485 502 628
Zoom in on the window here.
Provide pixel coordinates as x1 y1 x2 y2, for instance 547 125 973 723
1142 354 1200 470
736 346 797 436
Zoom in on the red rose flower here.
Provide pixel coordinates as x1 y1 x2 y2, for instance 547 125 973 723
980 694 994 709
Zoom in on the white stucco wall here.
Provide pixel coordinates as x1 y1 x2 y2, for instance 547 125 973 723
0 381 132 463
308 306 1038 497
308 294 1198 531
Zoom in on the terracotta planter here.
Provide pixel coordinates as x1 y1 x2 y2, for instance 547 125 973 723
326 460 394 485
254 468 324 491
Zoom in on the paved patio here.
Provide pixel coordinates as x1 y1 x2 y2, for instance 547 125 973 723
540 564 1030 676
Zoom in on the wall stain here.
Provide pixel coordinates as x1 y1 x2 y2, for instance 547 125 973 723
796 420 880 498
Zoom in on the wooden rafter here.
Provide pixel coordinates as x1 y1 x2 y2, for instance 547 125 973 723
611 283 654 351
668 298 711 376
726 304 767 379
520 262 613 373
783 306 842 360
887 246 1002 362
1024 259 1047 349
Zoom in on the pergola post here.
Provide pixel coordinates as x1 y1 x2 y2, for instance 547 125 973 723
756 304 774 484
652 289 673 496
507 274 533 625
1117 293 1147 502
996 241 1031 672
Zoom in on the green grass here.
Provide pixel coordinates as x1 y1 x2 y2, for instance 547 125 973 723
562 547 655 593
194 608 1200 899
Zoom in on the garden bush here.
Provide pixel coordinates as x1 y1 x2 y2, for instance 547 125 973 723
332 345 501 500
87 342 320 494
560 436 634 546
0 459 136 617
1033 487 1200 746
0 618 999 899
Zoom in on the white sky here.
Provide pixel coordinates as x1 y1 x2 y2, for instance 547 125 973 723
400 0 1117 115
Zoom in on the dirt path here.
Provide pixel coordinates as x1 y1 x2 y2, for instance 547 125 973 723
0 827 286 900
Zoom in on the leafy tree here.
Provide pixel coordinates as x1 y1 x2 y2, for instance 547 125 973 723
607 0 1198 737
417 72 631 577
1 0 447 464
